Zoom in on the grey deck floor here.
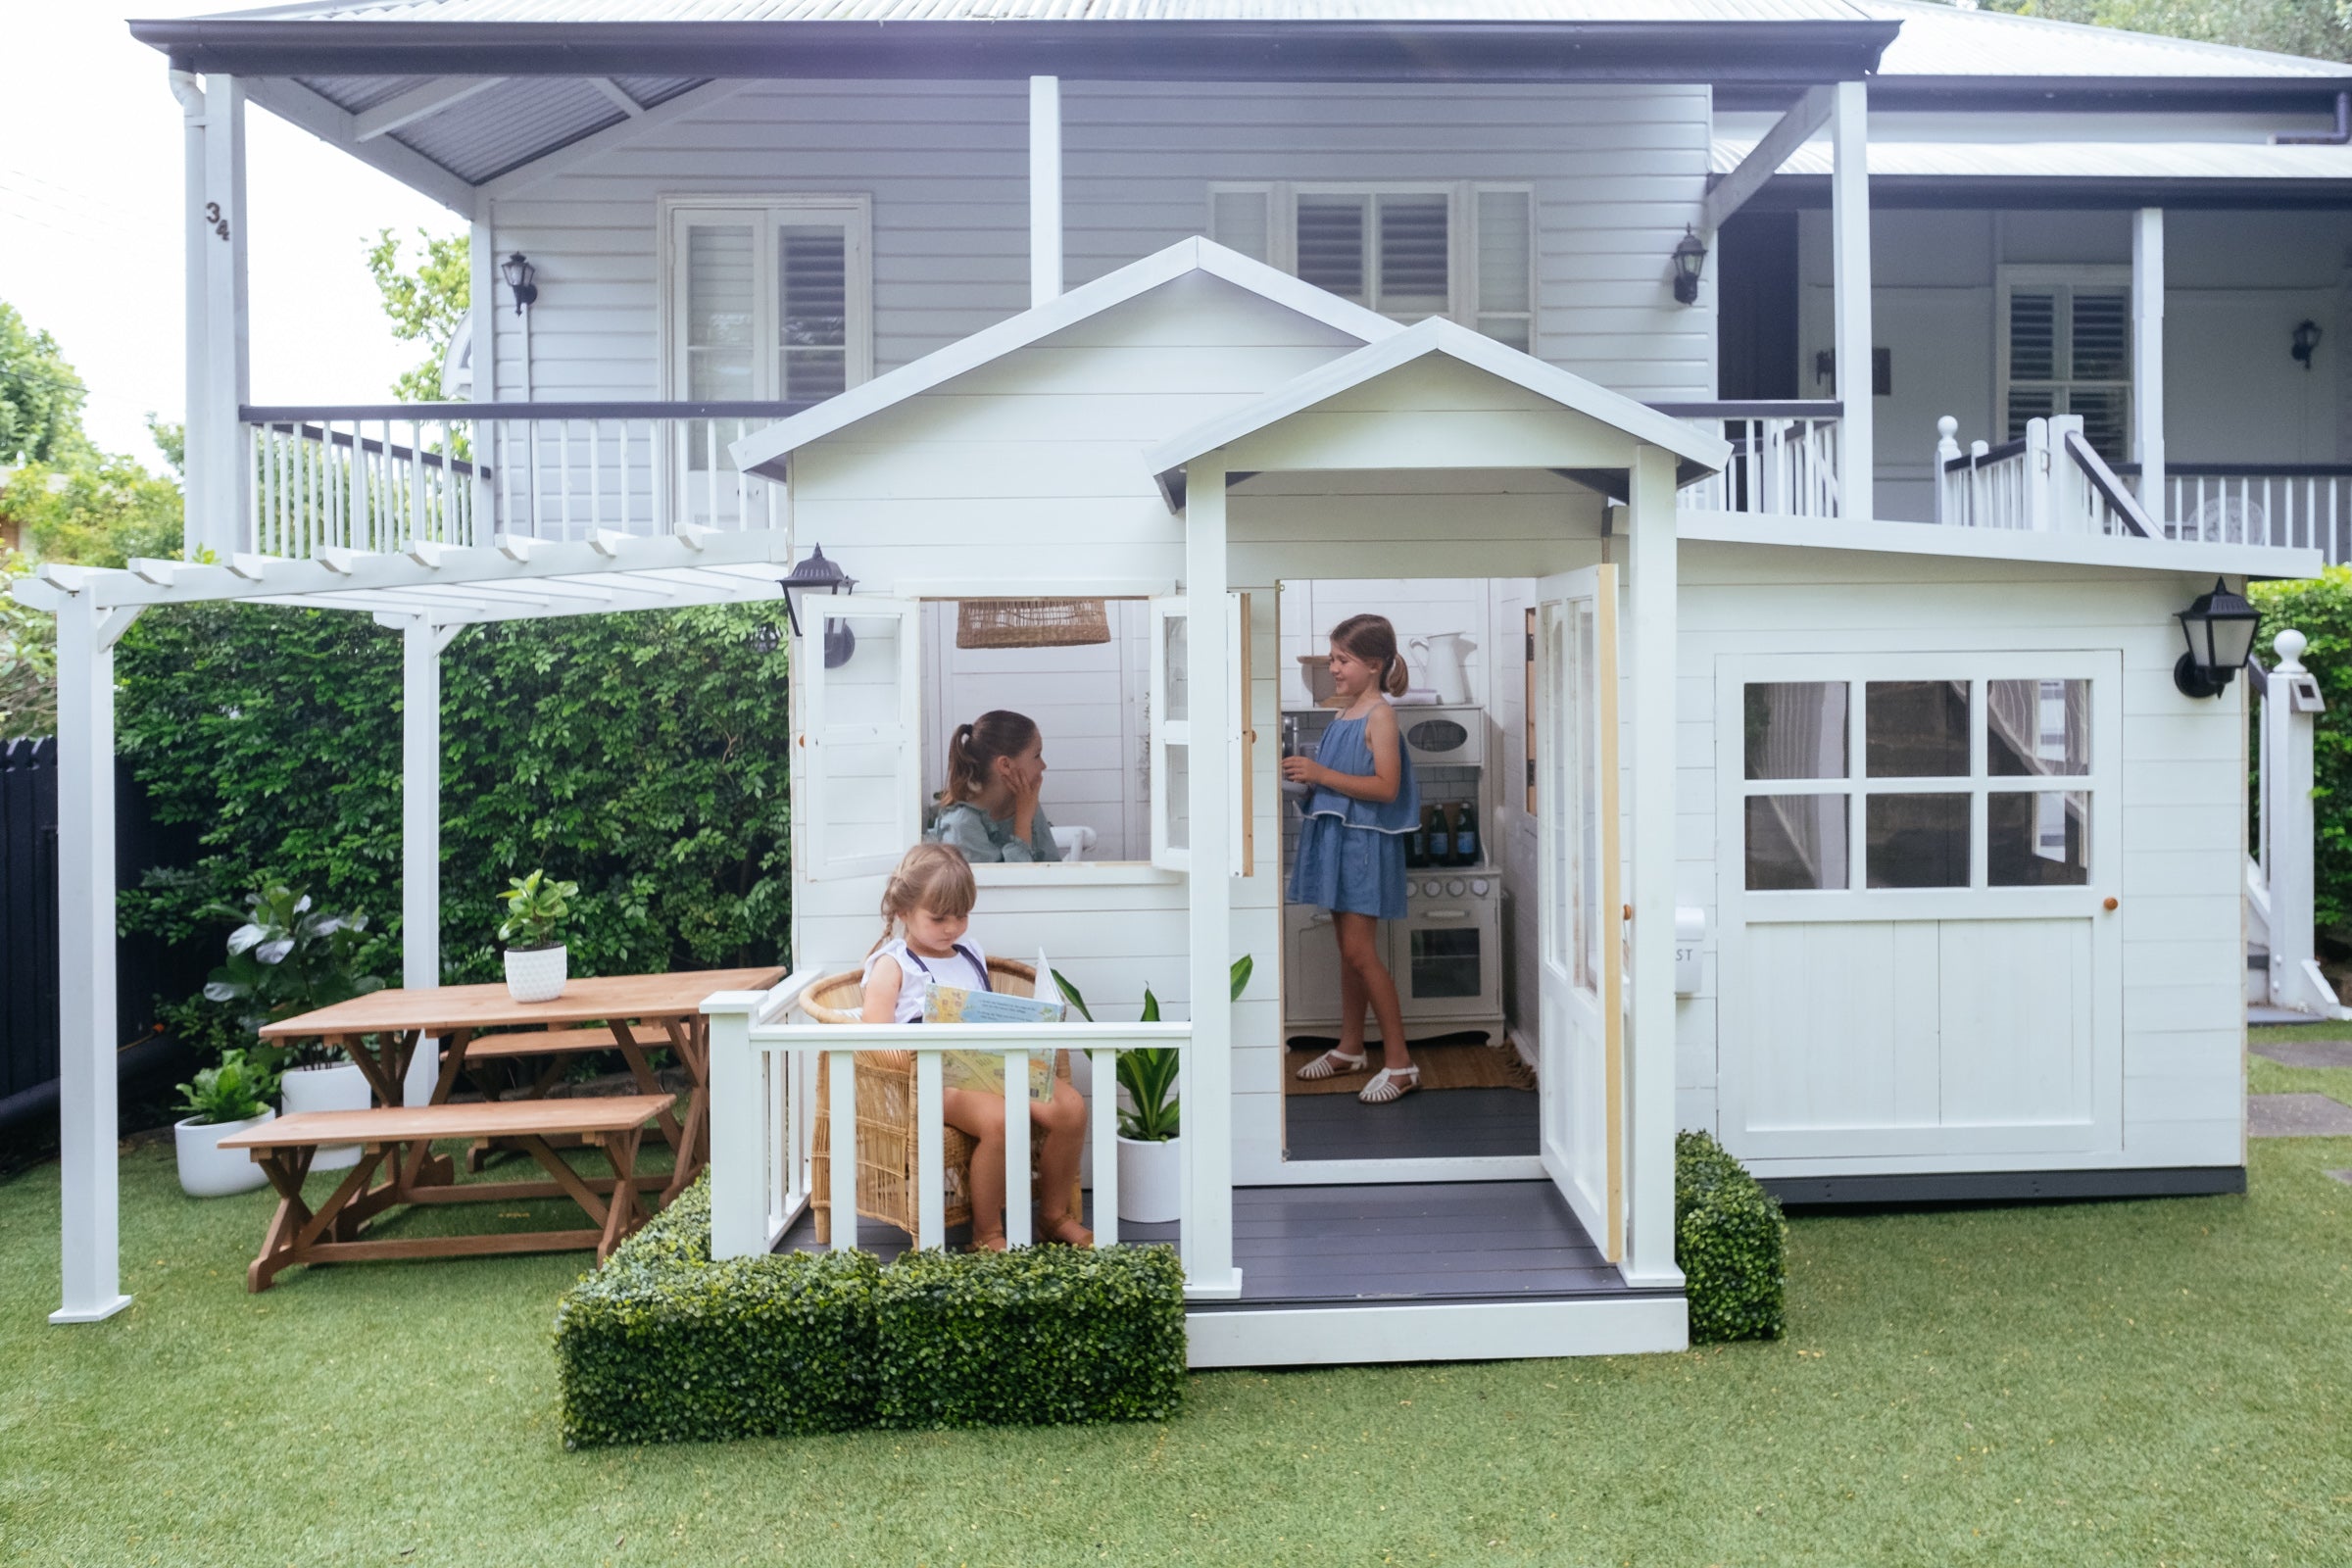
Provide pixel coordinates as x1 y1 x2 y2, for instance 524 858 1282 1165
778 1180 1646 1308
1284 1086 1536 1161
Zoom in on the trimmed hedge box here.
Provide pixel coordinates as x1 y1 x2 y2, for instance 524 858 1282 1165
1676 1129 1788 1344
554 1183 881 1448
876 1244 1188 1430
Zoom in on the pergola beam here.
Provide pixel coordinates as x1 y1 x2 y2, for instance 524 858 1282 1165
586 77 645 117
1700 82 1835 235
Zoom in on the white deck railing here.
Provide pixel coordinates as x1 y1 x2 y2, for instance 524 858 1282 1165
1660 401 1844 520
240 400 811 559
703 971 1192 1262
1934 414 2156 540
2119 465 2352 558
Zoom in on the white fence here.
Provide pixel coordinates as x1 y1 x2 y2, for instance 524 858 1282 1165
1934 414 2156 539
1662 401 1844 520
241 400 809 559
702 970 1193 1261
2125 466 2352 558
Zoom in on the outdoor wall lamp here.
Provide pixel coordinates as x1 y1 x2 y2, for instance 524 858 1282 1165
780 544 858 668
502 253 539 315
2293 318 2322 371
2174 576 2261 698
1671 227 1708 306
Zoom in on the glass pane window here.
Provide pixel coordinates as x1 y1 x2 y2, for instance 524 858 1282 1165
1867 680 1970 778
1745 682 1848 780
684 222 756 400
1988 679 2089 776
1746 795 1848 891
1990 790 2090 886
1866 793 1970 889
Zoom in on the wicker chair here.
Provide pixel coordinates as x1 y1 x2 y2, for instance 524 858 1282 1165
800 956 1079 1244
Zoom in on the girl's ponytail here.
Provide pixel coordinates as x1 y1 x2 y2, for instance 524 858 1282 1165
1329 613 1410 700
936 710 1042 805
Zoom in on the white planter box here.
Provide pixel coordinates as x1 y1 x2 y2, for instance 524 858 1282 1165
279 1060 371 1170
1116 1134 1182 1224
505 943 567 1003
174 1109 274 1198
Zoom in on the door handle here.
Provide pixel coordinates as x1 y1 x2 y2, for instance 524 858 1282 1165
1422 909 1470 920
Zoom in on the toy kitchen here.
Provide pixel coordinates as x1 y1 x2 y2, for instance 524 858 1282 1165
1281 628 1506 1047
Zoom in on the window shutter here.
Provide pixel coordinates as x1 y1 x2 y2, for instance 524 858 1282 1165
1376 193 1450 318
1296 196 1368 303
778 224 849 401
1149 596 1192 872
800 598 923 881
2069 291 2129 381
2008 290 2057 383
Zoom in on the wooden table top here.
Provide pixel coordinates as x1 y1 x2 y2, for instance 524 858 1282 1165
220 1095 678 1148
257 967 787 1038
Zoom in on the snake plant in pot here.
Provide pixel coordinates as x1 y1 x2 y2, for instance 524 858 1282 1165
1054 956 1251 1225
497 870 578 1003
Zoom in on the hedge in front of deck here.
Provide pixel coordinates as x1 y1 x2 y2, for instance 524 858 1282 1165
1676 1130 1788 1344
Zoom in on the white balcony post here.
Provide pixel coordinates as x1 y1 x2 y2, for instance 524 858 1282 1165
1029 75 1063 307
197 74 251 561
1182 455 1239 1297
401 616 444 1104
1829 79 1874 518
50 593 132 1325
1623 447 1683 1289
2132 207 2167 517
703 994 763 1258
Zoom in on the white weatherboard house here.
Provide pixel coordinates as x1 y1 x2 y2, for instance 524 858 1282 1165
24 1 2350 1363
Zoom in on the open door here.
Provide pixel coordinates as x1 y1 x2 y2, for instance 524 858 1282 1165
1533 564 1624 1260
798 596 922 881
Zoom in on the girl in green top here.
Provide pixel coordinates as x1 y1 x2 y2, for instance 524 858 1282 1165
927 710 1065 863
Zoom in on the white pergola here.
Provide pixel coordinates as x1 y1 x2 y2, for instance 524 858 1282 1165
12 527 796 1323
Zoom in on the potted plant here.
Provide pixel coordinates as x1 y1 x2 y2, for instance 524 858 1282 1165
498 869 579 1003
202 885 386 1169
1054 956 1251 1226
172 1049 277 1198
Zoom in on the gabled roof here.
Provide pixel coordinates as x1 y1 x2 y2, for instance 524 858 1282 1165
1864 0 2349 82
1143 315 1732 509
728 237 1401 479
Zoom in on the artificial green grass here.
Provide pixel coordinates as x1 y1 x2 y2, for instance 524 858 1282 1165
5 1139 2352 1567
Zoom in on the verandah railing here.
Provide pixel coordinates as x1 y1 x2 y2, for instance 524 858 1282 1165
1934 414 2156 539
240 400 814 558
2116 464 2352 558
1659 401 1844 520
702 971 1192 1262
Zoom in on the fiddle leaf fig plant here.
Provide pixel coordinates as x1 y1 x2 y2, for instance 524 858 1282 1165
496 869 579 952
200 884 386 1069
1052 956 1251 1145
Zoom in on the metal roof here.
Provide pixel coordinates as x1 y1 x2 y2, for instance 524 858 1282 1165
1862 0 2350 81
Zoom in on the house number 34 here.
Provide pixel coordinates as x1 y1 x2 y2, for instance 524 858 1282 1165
203 201 230 240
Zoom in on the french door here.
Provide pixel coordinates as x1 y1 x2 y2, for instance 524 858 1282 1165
1534 565 1625 1260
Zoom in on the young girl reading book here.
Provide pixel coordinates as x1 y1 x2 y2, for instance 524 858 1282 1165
861 842 1092 1249
1283 613 1423 1103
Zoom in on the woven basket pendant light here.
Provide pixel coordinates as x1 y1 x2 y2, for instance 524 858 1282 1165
956 598 1112 650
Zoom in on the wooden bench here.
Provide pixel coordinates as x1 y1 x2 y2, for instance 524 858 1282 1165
456 1028 629 1169
219 1095 673 1293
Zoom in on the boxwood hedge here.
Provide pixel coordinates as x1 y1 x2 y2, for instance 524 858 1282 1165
1676 1129 1788 1344
553 1179 1187 1447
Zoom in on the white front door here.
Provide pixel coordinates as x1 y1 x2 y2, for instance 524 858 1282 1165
1533 565 1624 1259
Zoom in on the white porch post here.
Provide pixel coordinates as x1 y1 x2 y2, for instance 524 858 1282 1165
1182 456 1239 1297
1029 74 1062 307
1622 447 1683 1289
401 617 443 1104
194 74 250 561
1829 78 1874 518
2133 207 2167 519
51 594 132 1324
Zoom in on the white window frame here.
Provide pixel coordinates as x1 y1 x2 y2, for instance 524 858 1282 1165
1208 180 1536 345
658 193 875 405
1996 265 2132 459
796 595 923 883
1149 595 1192 873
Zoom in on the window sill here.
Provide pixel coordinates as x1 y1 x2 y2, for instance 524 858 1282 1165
973 861 1183 889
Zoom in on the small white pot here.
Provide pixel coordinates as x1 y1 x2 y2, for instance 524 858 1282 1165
1115 1134 1182 1225
279 1060 371 1170
505 943 567 1003
174 1109 274 1199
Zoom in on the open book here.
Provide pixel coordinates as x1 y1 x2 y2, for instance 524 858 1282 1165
920 947 1064 1102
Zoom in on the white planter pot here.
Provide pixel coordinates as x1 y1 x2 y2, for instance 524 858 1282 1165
505 944 567 1003
173 1109 274 1199
279 1060 371 1170
1116 1134 1182 1225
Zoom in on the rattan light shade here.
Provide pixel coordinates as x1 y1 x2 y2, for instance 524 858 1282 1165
956 598 1112 650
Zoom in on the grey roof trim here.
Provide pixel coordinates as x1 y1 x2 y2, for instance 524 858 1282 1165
1745 174 2352 212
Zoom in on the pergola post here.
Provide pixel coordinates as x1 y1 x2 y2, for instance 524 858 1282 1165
189 74 250 561
51 593 132 1324
401 617 444 1104
1181 454 1239 1298
1622 446 1683 1290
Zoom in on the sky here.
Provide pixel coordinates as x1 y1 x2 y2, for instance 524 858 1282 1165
0 0 456 470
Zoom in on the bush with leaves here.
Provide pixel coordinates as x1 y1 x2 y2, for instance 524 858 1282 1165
1676 1130 1788 1344
174 1049 276 1126
200 885 386 1069
1 550 54 737
2254 568 2352 945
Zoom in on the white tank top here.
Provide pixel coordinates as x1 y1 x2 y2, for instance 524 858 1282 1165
861 937 990 1023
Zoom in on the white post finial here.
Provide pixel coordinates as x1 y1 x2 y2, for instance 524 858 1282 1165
2276 627 2308 673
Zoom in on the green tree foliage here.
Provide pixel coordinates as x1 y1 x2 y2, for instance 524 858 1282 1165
0 300 184 571
365 226 471 402
2254 568 2352 940
0 550 55 738
1976 0 2352 62
0 301 91 466
114 600 794 1001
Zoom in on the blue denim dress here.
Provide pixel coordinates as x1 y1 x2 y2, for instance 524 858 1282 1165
1287 707 1420 921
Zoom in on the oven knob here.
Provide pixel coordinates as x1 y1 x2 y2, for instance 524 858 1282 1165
1446 879 1466 897
1470 879 1490 896
1422 880 1442 897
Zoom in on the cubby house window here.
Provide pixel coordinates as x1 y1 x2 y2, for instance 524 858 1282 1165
1210 182 1536 350
1999 268 2131 463
1741 673 2095 894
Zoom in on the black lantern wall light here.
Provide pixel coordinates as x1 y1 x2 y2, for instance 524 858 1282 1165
2293 318 2323 371
502 253 538 314
1671 227 1708 306
2173 577 2261 698
780 544 858 668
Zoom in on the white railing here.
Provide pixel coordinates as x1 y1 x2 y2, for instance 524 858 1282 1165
702 971 1193 1263
1934 414 2156 540
240 400 811 559
2120 466 2352 559
1659 401 1844 520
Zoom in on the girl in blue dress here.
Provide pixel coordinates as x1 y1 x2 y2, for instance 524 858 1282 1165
1285 613 1423 1103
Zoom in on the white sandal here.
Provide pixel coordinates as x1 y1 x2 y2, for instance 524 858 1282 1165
1296 1047 1367 1081
1358 1064 1420 1104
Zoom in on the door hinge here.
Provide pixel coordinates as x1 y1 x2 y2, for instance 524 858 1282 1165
1526 758 1537 788
1525 632 1536 662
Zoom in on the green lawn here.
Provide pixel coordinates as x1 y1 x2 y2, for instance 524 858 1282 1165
5 1117 2351 1565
